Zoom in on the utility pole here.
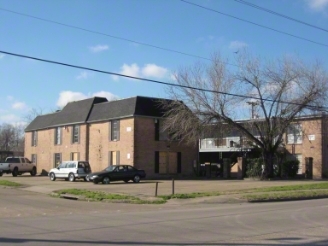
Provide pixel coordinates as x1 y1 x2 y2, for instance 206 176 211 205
247 101 259 119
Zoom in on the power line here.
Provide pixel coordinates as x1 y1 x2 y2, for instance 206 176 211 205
0 49 326 112
0 7 236 67
180 0 328 48
235 0 328 33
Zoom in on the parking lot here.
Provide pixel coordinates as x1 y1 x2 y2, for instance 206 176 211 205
0 174 325 197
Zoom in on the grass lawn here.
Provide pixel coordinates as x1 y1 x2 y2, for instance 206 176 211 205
52 182 328 204
0 180 22 187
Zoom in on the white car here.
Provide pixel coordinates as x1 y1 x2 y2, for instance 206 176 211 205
48 161 92 182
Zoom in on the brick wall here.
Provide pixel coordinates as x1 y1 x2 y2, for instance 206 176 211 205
134 117 198 177
284 118 323 179
88 118 135 172
25 124 88 175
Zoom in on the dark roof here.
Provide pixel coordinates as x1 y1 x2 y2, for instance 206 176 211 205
25 97 108 131
25 96 173 131
87 96 167 122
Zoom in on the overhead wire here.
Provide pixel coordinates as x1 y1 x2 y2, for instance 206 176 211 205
234 0 328 33
0 7 237 67
180 0 328 48
0 49 326 112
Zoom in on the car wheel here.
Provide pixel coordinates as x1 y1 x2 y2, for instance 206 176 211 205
102 176 110 184
133 175 140 183
49 172 56 181
0 172 3 177
30 167 37 176
124 179 129 183
12 167 18 177
93 180 99 184
68 173 75 182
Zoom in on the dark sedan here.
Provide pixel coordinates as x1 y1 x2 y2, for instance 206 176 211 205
86 165 146 184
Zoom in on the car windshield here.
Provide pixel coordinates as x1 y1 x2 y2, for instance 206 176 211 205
104 166 116 172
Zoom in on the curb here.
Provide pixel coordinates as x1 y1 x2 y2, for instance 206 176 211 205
247 195 328 203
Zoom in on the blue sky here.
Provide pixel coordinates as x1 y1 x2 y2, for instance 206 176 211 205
1 0 328 124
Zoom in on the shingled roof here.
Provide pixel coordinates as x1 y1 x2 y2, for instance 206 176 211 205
25 96 171 131
25 97 108 131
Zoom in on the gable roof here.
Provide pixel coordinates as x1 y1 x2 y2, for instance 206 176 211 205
25 96 172 131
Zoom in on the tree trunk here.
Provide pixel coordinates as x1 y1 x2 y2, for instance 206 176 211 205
262 151 275 179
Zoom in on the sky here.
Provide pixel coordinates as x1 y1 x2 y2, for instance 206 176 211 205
1 0 328 125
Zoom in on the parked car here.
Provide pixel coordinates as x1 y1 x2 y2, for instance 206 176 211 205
87 165 146 184
48 161 92 182
0 157 37 177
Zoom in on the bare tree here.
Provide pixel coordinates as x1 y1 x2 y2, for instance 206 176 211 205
23 107 44 124
162 52 328 178
0 123 25 152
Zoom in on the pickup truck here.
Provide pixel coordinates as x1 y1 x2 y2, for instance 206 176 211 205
0 157 37 177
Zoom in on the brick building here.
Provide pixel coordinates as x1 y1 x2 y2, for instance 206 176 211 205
24 96 198 177
199 115 328 179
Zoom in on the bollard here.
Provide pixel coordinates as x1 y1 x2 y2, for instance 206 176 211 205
155 182 158 197
172 178 175 195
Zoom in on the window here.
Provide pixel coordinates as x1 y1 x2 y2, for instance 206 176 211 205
55 127 61 145
109 151 120 165
110 120 120 141
287 124 302 144
54 153 61 167
31 131 38 146
70 152 79 161
31 154 37 164
72 125 80 143
156 119 180 141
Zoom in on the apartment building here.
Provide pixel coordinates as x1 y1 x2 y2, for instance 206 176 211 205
199 115 328 179
25 96 198 177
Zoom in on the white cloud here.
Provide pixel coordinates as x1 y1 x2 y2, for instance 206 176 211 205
306 0 328 11
89 45 109 53
56 90 119 108
120 63 140 77
12 102 27 110
229 41 248 50
115 63 169 81
76 71 91 80
7 96 14 101
142 64 168 78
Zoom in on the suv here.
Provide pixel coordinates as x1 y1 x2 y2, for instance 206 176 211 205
48 161 91 182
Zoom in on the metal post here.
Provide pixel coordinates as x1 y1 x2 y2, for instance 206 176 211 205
155 182 158 197
172 178 175 195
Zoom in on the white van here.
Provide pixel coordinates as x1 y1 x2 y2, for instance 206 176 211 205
48 161 92 182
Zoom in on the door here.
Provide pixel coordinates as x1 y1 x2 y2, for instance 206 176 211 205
159 152 167 174
168 152 177 174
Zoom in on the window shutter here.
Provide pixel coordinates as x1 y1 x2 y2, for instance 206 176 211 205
117 151 120 165
155 151 159 173
108 151 112 165
108 122 111 141
117 120 120 141
177 152 181 173
155 120 159 141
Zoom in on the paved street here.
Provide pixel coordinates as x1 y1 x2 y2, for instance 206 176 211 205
0 175 325 197
1 186 328 245
1 175 328 245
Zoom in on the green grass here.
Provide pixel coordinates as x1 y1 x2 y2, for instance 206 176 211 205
251 182 328 192
53 189 166 204
244 190 328 202
160 191 220 200
0 180 21 187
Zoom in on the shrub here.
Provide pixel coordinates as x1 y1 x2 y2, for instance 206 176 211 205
281 160 299 178
245 158 263 179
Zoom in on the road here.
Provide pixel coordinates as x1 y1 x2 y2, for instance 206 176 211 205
1 188 328 245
